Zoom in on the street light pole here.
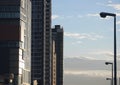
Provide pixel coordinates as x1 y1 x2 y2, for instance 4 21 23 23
106 78 112 85
100 12 117 85
105 62 113 85
114 14 117 85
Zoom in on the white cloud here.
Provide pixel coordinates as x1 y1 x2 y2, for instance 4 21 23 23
91 50 113 56
90 50 120 60
107 4 120 10
52 15 73 20
86 13 112 20
64 70 111 77
65 49 120 61
117 21 120 25
63 57 120 85
64 57 106 70
87 13 99 17
108 0 112 3
64 32 103 40
52 15 59 20
72 41 82 45
96 2 120 11
116 13 120 16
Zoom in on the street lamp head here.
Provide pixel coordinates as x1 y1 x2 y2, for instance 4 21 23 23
100 12 116 18
106 78 112 80
105 62 109 65
100 12 107 18
105 62 113 65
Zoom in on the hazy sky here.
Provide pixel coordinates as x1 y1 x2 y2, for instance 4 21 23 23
52 0 120 85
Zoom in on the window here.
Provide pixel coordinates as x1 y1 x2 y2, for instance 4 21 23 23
0 13 19 18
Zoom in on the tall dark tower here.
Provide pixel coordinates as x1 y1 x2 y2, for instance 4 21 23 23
52 25 64 85
0 0 31 85
31 0 52 85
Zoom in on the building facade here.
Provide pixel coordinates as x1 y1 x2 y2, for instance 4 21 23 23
52 25 64 85
51 41 56 85
31 0 52 85
0 0 31 85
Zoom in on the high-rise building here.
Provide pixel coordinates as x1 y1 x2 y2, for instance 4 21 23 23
31 0 52 85
52 25 64 85
0 0 31 85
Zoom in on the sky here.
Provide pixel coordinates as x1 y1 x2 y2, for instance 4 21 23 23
52 0 120 85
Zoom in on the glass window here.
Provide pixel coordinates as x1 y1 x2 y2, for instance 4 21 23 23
0 13 20 18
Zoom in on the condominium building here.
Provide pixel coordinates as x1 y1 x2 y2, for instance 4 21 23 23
0 0 31 85
31 0 52 85
52 25 64 85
